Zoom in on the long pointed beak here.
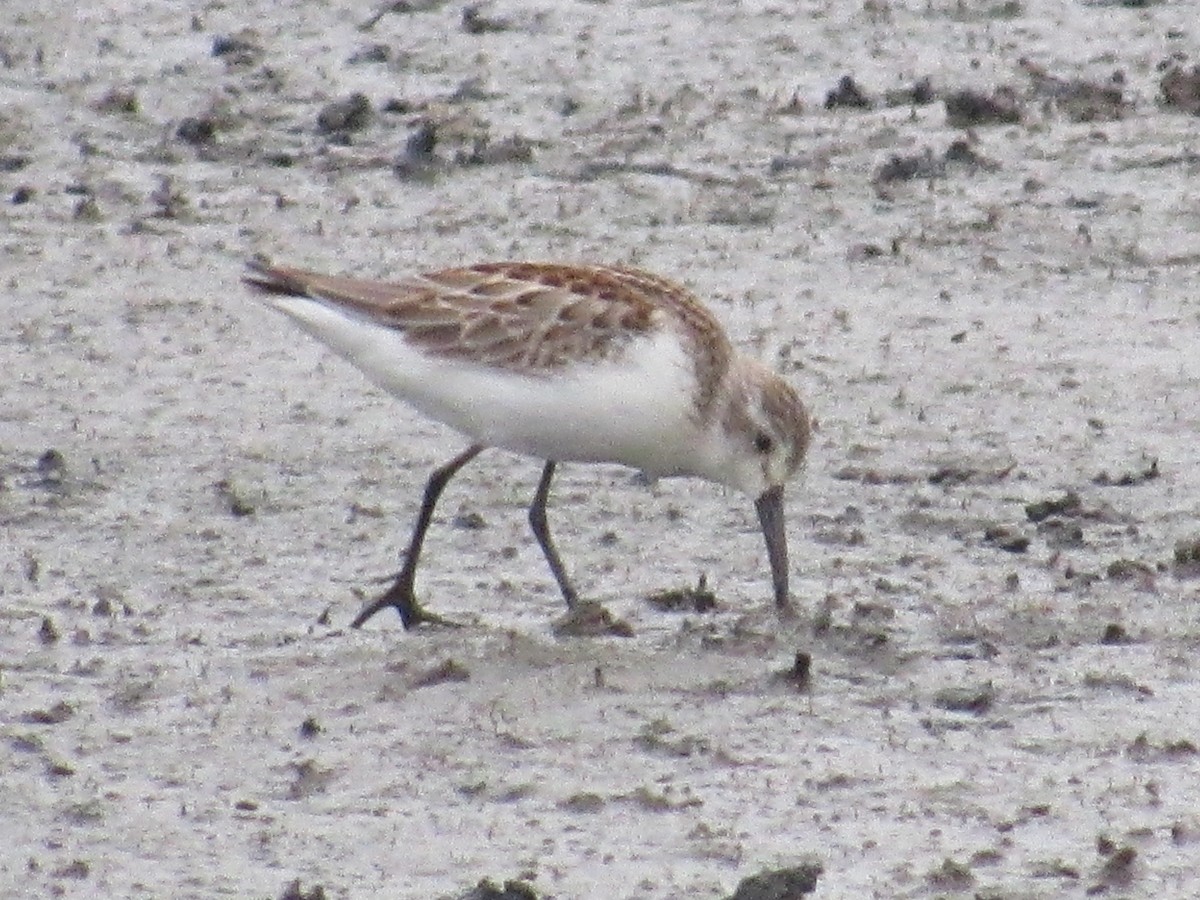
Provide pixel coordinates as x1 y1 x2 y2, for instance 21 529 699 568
754 485 790 610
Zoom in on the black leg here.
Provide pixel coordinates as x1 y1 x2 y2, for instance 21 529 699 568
528 461 579 607
350 444 484 630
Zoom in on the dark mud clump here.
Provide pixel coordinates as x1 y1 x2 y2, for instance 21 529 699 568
1160 65 1200 114
317 93 373 135
727 861 822 899
645 575 718 613
824 75 872 110
279 880 327 900
944 87 1021 127
552 601 634 637
1025 491 1083 522
457 878 540 900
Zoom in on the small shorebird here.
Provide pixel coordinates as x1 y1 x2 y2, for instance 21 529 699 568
244 259 811 630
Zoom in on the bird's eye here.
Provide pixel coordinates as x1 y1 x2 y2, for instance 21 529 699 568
754 432 774 454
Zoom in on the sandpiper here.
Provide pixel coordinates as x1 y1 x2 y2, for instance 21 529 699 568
244 259 811 629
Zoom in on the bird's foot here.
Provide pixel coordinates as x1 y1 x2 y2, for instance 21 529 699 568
350 586 461 631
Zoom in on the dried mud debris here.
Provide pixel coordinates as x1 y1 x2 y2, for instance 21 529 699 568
771 650 812 691
461 4 513 35
551 600 634 637
823 75 872 111
928 458 1014 485
982 524 1030 553
0 152 30 172
944 87 1022 127
726 862 822 900
634 718 710 758
211 29 264 68
926 857 974 890
557 791 605 813
22 700 75 725
1038 517 1084 548
884 76 936 107
279 879 328 900
452 877 539 900
347 42 392 65
1173 536 1200 576
176 116 216 146
456 133 534 167
822 74 936 112
287 759 336 800
394 119 440 179
873 147 945 185
933 683 995 714
1099 622 1132 645
1091 840 1138 893
317 93 373 135
394 117 534 180
35 448 67 487
1025 491 1084 522
1160 64 1200 114
1105 558 1155 582
1018 57 1130 122
359 0 450 32
1092 456 1159 487
94 87 139 116
1125 732 1198 762
411 657 470 688
645 574 718 613
213 478 256 517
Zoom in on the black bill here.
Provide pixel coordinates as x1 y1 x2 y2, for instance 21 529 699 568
754 484 790 609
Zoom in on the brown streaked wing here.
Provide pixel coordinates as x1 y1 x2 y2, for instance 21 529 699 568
245 261 731 385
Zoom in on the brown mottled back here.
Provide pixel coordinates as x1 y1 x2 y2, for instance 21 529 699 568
245 260 734 413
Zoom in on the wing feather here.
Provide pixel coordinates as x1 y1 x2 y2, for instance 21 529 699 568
244 259 732 409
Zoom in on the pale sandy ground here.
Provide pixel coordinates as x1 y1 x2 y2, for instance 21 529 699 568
3 1 1200 898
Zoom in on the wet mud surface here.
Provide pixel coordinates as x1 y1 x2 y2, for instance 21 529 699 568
3 1 1200 897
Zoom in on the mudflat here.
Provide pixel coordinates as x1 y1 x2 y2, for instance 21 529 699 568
3 1 1199 897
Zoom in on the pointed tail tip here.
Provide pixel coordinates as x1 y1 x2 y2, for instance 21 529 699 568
242 257 303 296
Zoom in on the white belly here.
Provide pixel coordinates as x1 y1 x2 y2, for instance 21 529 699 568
266 295 705 477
